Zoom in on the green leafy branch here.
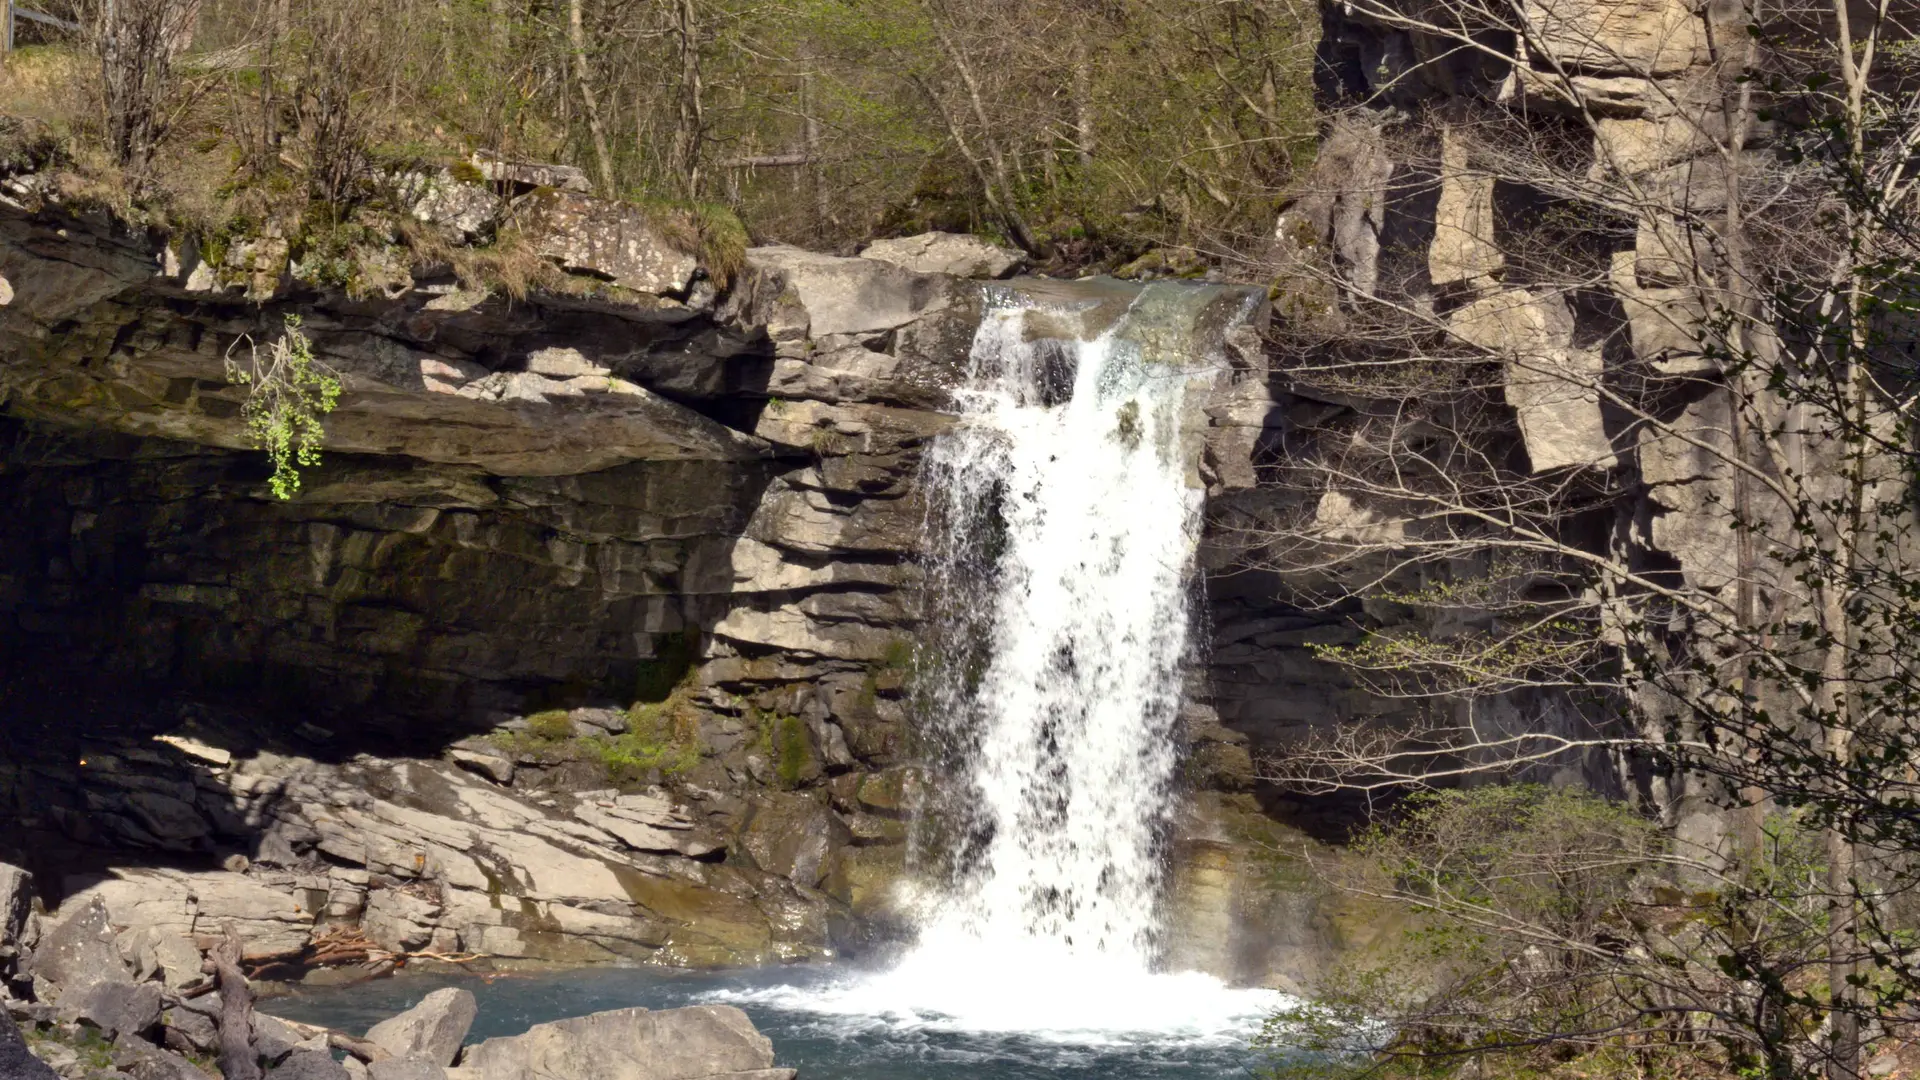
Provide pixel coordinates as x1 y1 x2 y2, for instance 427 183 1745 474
223 314 342 499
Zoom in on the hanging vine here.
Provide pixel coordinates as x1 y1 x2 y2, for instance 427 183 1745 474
223 314 342 500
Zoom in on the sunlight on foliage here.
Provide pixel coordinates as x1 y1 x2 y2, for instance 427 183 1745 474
223 313 341 500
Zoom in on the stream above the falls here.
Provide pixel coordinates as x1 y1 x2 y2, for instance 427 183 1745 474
266 964 1288 1080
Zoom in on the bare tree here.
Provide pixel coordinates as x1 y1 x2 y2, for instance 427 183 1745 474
1233 0 1920 1075
82 0 202 181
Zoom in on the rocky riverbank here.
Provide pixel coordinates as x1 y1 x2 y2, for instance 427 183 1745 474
3 962 793 1080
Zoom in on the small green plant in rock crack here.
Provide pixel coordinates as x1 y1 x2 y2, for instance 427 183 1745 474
224 313 342 499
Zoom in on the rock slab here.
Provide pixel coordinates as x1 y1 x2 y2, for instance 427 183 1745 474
365 988 477 1068
69 979 163 1041
455 1005 789 1080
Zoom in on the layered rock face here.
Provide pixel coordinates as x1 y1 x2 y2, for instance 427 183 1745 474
0 170 997 973
0 163 1319 983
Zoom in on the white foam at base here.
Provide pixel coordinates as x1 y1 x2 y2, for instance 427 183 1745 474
701 950 1289 1047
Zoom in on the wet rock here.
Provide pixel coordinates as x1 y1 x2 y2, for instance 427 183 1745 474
455 1006 788 1080
740 795 849 888
364 988 476 1067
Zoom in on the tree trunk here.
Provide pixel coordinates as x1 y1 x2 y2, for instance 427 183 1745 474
921 5 1041 256
211 924 260 1080
673 0 704 198
1071 35 1093 171
567 0 616 195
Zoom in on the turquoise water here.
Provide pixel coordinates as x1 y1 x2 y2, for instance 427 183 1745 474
266 964 1279 1080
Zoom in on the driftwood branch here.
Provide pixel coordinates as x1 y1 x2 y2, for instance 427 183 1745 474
256 1015 392 1064
209 923 260 1080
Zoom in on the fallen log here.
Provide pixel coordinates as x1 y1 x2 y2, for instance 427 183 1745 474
209 923 260 1080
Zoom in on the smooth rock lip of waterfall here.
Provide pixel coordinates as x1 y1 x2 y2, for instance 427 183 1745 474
733 275 1289 1045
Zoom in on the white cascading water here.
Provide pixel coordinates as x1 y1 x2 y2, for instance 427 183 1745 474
709 282 1282 1045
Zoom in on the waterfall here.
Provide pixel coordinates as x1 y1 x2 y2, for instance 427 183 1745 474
912 282 1217 969
707 280 1281 1042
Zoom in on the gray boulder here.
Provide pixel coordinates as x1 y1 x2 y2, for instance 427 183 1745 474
859 232 1025 279
113 1044 209 1080
0 865 30 951
0 1009 57 1080
365 989 476 1068
455 1005 790 1080
252 1014 312 1064
159 1007 217 1055
367 1060 446 1080
69 980 162 1041
28 898 130 998
270 1051 350 1080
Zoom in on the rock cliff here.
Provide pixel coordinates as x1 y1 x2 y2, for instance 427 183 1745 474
0 159 1317 987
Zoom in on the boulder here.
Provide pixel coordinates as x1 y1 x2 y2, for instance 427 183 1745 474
118 926 205 989
159 1008 218 1055
446 750 514 786
0 1009 57 1080
28 897 130 998
1521 0 1709 76
113 1043 208 1080
456 1006 788 1080
729 246 960 342
858 232 1024 279
404 173 501 242
364 988 476 1068
270 1050 352 1080
568 708 629 735
516 190 700 296
0 864 31 979
367 1061 445 1080
1428 125 1503 287
253 1014 313 1064
69 980 163 1042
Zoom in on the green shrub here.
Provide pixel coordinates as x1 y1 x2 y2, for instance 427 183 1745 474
223 314 342 500
525 709 573 741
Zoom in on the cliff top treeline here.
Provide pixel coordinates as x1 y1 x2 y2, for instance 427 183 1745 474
0 0 1318 273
